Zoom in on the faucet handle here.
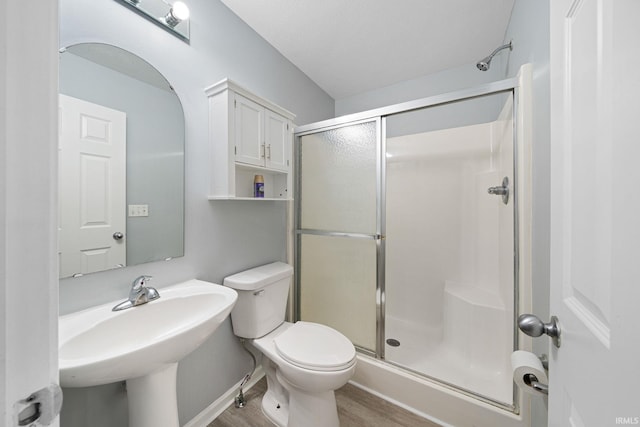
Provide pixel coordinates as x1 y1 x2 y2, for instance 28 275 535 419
132 275 153 290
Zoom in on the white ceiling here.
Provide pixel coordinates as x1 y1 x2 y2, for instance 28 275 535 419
220 0 515 100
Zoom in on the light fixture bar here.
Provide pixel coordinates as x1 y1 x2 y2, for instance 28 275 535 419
114 0 190 42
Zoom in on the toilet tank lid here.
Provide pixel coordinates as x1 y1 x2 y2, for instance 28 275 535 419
223 262 293 291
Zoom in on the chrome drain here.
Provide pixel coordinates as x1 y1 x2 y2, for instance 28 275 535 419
386 338 401 347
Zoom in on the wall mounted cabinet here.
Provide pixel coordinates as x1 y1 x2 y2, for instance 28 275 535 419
205 79 295 200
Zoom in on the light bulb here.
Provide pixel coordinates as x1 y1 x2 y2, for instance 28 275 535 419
171 1 190 21
164 1 189 27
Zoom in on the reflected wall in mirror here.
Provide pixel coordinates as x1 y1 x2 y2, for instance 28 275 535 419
59 43 185 279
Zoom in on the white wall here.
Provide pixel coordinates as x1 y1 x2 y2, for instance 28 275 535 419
58 0 333 425
335 61 504 116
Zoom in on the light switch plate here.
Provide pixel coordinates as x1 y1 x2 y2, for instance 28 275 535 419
128 204 149 217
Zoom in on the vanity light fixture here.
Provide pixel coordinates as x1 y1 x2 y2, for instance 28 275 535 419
164 1 190 28
114 0 191 42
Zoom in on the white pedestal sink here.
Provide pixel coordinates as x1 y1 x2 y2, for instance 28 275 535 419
59 279 238 427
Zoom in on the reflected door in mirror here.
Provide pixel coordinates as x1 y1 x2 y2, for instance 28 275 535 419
59 94 126 277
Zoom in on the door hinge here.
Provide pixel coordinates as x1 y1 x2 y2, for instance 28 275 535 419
234 146 237 155
15 384 63 426
234 99 237 108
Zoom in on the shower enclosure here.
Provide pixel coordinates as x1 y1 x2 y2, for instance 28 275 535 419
294 76 528 419
384 91 515 405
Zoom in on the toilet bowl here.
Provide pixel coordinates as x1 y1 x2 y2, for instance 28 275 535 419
253 321 356 427
223 262 356 427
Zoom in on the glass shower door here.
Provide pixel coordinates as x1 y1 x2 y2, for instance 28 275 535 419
296 120 379 352
383 91 516 405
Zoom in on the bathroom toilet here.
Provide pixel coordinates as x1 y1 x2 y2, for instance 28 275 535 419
223 262 356 427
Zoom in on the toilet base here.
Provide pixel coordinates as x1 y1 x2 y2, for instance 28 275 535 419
259 357 341 427
277 370 340 427
262 379 341 427
262 388 289 427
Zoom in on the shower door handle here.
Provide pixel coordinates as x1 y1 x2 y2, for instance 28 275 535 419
487 176 510 205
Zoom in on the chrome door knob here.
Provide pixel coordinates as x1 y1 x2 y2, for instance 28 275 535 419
518 314 561 348
113 232 124 240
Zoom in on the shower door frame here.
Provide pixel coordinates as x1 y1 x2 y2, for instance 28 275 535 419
294 76 523 413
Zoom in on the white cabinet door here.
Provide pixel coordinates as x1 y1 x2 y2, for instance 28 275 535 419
265 108 289 172
549 0 640 425
59 94 127 277
234 93 264 167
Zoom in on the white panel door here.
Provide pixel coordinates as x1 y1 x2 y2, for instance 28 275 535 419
59 94 126 277
265 109 289 172
234 93 265 167
2 0 60 425
549 1 640 425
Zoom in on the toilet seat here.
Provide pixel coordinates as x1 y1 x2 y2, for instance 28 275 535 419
274 322 356 372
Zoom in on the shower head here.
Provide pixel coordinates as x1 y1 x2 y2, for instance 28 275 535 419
476 58 492 71
476 41 512 71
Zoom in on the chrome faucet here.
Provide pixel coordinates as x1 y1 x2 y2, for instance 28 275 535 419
112 275 160 311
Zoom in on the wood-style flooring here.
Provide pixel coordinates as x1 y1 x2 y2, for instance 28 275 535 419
208 377 440 427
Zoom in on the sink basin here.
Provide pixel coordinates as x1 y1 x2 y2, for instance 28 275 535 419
59 279 237 427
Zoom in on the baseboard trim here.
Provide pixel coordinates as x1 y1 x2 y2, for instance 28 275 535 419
184 365 265 427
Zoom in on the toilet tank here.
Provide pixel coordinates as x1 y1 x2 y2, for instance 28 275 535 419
223 262 293 338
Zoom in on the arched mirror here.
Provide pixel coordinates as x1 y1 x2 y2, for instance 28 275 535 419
58 43 185 279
